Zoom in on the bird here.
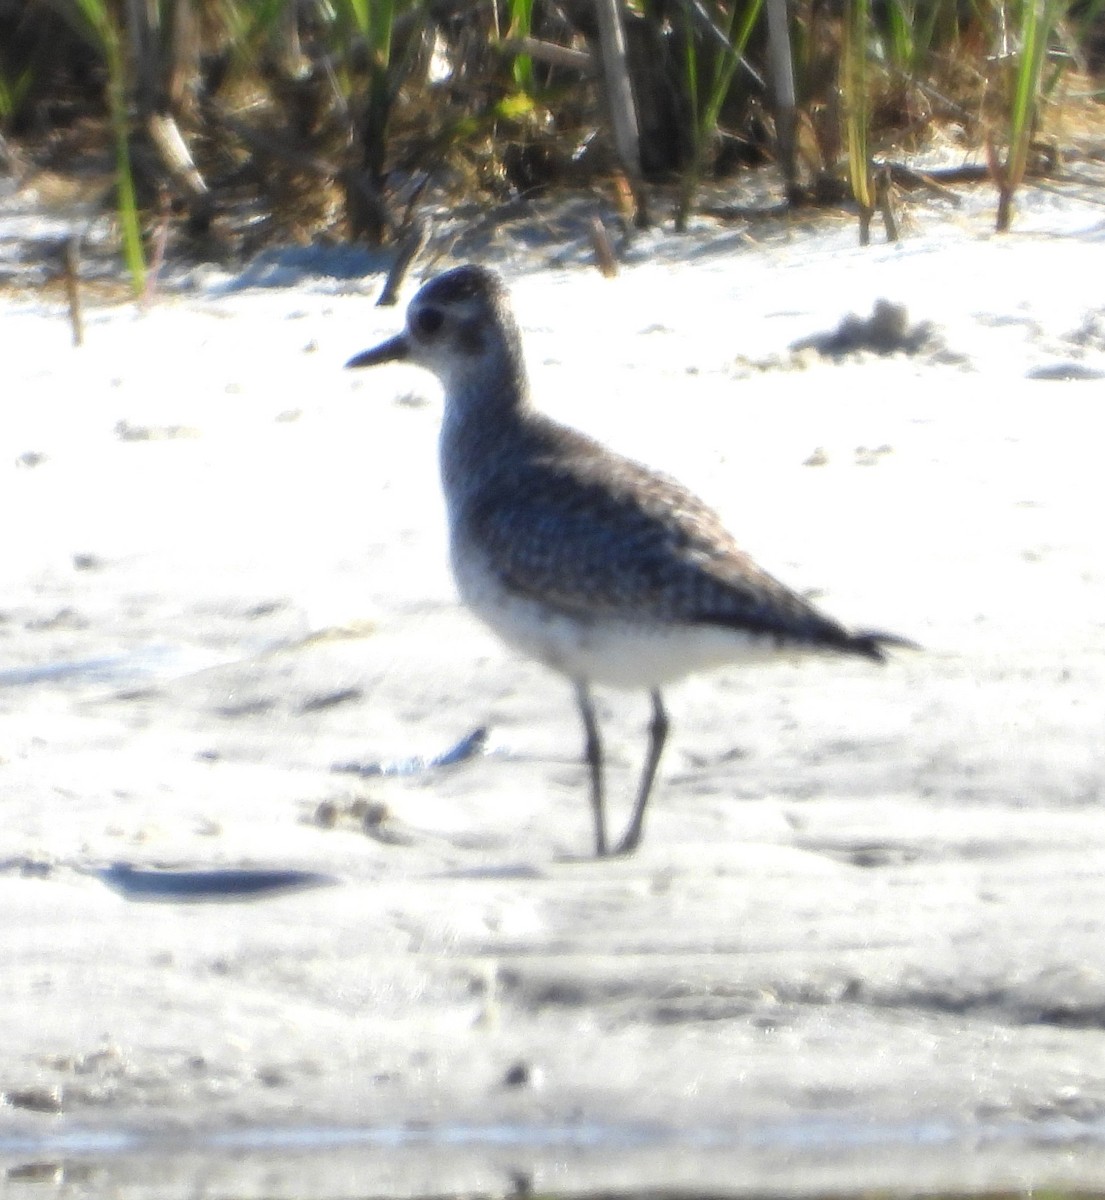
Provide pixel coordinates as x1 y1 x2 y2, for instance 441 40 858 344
346 264 914 857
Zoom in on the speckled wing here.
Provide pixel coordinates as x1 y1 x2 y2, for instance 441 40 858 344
463 426 870 657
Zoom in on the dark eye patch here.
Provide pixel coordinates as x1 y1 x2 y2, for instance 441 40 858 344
416 307 444 336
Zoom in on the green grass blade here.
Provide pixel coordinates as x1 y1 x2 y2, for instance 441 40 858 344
1007 0 1061 192
843 0 872 213
47 0 147 292
0 64 35 122
883 0 914 71
703 0 763 136
104 36 146 294
507 0 535 93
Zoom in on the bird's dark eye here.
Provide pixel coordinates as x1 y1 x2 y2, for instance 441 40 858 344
415 307 444 336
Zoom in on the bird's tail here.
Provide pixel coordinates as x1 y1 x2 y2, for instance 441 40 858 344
848 628 921 663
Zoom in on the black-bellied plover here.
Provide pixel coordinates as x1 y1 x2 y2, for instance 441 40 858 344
347 265 913 857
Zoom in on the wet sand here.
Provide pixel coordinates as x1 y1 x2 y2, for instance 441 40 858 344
3 191 1105 1196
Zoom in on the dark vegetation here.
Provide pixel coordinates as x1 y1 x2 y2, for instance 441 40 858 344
1 1 1104 289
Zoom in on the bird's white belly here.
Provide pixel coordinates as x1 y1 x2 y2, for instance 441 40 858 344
451 544 784 689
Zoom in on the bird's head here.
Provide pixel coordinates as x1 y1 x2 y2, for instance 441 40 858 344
346 265 524 397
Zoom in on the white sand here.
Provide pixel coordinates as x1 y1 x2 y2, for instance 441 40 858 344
3 180 1105 1197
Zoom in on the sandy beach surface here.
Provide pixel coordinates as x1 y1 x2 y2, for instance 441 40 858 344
3 177 1105 1197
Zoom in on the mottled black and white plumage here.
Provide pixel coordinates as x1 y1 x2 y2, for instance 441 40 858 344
348 264 913 856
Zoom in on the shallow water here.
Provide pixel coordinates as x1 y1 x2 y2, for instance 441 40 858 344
4 1114 1105 1198
5 1111 1104 1155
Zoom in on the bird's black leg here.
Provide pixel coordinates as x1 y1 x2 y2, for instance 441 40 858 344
574 680 607 856
613 689 669 856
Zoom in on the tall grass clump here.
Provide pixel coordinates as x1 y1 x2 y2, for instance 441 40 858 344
676 0 763 230
989 0 1065 231
878 0 953 81
347 0 401 153
841 0 875 242
7 0 1105 279
53 0 146 293
337 0 405 243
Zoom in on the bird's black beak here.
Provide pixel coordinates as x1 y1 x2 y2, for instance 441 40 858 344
346 333 409 369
